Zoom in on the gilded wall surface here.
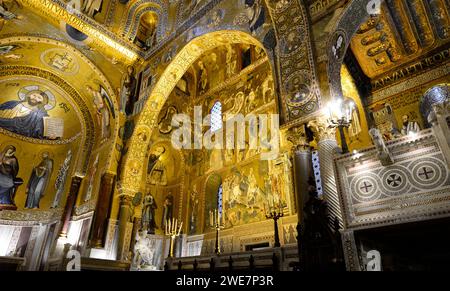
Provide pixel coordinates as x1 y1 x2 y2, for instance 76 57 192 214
134 43 295 244
0 6 120 216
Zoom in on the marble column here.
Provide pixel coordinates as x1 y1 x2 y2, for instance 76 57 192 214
89 173 116 248
286 124 313 224
428 103 450 167
307 117 343 228
59 176 83 238
286 125 312 270
116 194 134 261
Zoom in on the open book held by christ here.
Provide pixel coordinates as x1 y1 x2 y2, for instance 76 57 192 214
43 117 64 139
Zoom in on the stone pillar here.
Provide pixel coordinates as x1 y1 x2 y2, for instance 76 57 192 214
59 176 83 238
429 103 450 167
116 194 134 261
286 124 312 224
307 117 343 228
89 173 116 248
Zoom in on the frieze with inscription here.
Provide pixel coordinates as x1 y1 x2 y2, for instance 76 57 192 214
372 48 450 90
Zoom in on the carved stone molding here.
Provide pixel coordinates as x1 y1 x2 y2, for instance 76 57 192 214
0 208 63 226
74 200 97 216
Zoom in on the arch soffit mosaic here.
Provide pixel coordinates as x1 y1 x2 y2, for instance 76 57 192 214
121 30 266 194
326 0 374 99
121 0 322 195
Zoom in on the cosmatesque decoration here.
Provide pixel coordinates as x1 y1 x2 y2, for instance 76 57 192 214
265 0 321 121
334 129 450 230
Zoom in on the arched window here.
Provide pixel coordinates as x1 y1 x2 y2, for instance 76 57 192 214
210 101 223 132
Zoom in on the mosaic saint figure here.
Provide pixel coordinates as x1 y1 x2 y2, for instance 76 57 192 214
25 152 53 209
0 145 21 207
226 45 237 78
197 60 208 95
189 186 199 234
246 168 258 210
158 106 178 134
84 154 99 202
245 0 266 35
87 85 111 140
120 66 137 116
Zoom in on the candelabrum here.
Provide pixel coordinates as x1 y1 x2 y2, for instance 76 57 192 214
325 98 355 154
165 218 183 258
264 198 284 248
209 209 225 255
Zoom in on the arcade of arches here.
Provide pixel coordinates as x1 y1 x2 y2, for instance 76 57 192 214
0 0 449 271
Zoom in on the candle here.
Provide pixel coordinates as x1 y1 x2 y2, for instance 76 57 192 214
178 222 183 236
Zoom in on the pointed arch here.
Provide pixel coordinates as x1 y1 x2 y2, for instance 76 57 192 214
120 30 273 195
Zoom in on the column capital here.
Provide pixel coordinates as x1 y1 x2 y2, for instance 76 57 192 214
117 184 138 199
307 116 337 142
103 172 117 181
119 193 134 204
286 124 311 152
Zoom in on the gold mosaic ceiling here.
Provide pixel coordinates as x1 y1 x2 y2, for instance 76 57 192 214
350 0 450 79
